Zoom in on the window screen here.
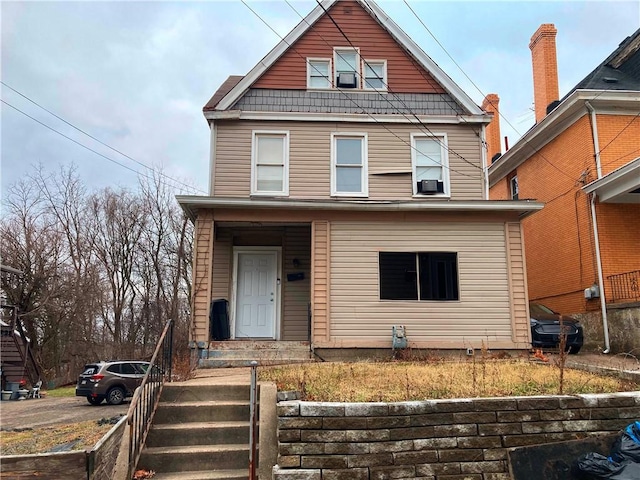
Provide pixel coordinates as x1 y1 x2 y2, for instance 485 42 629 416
379 252 418 300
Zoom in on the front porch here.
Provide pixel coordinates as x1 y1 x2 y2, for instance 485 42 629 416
199 340 313 368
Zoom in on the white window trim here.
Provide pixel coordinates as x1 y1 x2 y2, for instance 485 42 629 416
331 132 369 197
307 57 332 90
410 132 451 197
362 59 387 91
333 47 361 89
251 130 290 197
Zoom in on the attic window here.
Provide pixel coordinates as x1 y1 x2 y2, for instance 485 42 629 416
334 48 359 88
307 50 387 91
308 59 331 88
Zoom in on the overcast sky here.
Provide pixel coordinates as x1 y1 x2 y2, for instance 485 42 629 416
2 1 639 197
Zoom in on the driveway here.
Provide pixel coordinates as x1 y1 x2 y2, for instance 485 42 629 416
0 396 129 430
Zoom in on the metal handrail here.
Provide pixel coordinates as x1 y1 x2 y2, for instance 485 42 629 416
126 319 174 478
249 360 258 480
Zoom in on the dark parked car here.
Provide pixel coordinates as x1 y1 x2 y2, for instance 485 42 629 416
530 302 584 354
75 360 150 405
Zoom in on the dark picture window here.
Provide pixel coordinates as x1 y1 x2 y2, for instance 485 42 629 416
379 252 459 301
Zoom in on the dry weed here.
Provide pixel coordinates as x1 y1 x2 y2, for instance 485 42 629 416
259 359 634 402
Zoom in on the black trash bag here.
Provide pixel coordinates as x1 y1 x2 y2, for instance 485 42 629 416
578 421 640 479
577 452 625 478
611 421 640 464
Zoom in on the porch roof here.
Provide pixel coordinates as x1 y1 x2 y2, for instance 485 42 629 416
176 196 543 221
582 157 640 203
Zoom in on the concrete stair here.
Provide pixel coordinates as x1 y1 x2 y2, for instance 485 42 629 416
138 384 253 480
200 341 313 368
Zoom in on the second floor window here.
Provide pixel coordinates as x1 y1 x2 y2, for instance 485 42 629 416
411 133 450 196
510 174 519 200
252 131 289 196
331 133 368 196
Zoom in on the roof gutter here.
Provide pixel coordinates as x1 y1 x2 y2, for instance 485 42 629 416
585 101 602 178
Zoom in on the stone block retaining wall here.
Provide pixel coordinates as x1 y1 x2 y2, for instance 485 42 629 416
273 392 640 480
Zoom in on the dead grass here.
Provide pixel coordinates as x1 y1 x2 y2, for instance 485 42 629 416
259 359 636 402
0 420 113 456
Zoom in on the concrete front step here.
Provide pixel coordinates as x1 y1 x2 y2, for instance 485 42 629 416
209 340 309 350
146 421 249 447
139 444 250 473
154 401 250 424
161 384 251 402
152 470 248 480
201 341 314 367
200 358 311 368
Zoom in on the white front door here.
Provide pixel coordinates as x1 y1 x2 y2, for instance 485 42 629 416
235 252 277 338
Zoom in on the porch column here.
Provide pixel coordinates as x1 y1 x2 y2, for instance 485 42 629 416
506 221 532 347
192 210 214 346
311 220 330 343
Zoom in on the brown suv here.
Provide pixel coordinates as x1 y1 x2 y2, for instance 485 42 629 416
75 361 150 405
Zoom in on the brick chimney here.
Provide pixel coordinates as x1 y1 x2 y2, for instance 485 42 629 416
481 94 502 164
530 24 559 123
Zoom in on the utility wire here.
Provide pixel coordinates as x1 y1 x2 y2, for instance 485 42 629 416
285 0 480 174
1 81 203 194
240 0 478 180
597 111 640 156
401 0 575 182
312 0 481 171
1 99 203 194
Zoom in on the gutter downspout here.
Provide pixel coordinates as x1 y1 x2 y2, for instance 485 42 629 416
480 124 489 200
208 120 217 196
586 101 602 178
586 101 610 353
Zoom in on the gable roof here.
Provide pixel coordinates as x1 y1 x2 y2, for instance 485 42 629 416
204 75 244 111
212 0 484 116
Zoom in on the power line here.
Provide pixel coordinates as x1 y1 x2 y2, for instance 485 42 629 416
401 0 576 182
284 0 479 174
311 0 482 171
1 81 203 194
240 0 479 180
1 99 204 194
597 111 640 156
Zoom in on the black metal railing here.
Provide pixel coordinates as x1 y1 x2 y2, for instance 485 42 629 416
127 319 174 478
608 270 640 303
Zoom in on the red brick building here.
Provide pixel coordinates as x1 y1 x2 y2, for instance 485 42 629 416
489 25 640 352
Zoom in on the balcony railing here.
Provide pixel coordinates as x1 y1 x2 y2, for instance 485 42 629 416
608 270 640 303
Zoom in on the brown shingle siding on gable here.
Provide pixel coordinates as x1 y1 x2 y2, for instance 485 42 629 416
253 0 445 93
232 89 464 115
203 75 244 111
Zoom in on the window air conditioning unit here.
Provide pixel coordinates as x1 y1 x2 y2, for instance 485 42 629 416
417 179 442 194
337 72 357 88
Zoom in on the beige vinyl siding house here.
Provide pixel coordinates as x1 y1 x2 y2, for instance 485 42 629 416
213 121 484 201
179 0 542 359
